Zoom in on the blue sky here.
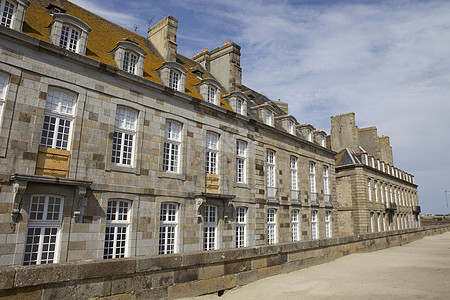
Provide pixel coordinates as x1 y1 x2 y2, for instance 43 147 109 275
71 0 450 214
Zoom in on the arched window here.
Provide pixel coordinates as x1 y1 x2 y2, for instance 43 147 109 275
104 200 131 259
112 41 146 76
40 88 77 150
0 0 28 31
50 14 91 55
111 107 137 166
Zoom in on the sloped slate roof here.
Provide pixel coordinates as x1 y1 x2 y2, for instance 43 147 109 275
239 85 288 123
22 0 231 110
335 148 362 167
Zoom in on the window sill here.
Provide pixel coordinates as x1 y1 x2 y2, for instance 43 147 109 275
157 171 185 181
110 164 138 174
233 182 251 189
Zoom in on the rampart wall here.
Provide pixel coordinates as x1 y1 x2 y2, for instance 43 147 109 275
1 224 449 300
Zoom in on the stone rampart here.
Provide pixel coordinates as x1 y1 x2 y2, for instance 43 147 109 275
1 225 449 299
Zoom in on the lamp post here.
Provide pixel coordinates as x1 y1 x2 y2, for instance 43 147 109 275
445 191 449 216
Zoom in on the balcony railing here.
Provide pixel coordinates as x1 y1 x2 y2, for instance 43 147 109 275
324 194 331 205
267 187 279 200
291 190 300 202
310 192 318 205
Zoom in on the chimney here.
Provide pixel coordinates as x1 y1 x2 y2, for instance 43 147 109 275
148 15 178 62
192 42 242 92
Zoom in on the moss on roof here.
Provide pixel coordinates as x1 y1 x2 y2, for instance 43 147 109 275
22 0 231 109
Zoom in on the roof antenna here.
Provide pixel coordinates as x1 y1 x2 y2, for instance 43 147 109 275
133 24 139 32
148 16 155 30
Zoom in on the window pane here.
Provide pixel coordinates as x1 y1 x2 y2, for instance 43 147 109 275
1 1 15 27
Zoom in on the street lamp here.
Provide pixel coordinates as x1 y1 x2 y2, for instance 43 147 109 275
445 191 450 216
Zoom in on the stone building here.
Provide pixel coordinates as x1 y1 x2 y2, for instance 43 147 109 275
330 112 420 235
0 0 337 267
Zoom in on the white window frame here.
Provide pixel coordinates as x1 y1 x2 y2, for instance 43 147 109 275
207 86 217 104
236 98 243 115
370 212 374 233
291 209 300 242
367 179 372 201
323 166 329 195
0 72 10 123
288 120 294 134
307 129 312 142
163 120 182 173
0 0 15 28
51 14 91 55
380 182 384 203
122 50 138 74
377 213 381 232
169 69 180 90
321 135 325 147
374 180 378 202
59 25 79 52
290 157 299 201
309 162 316 202
390 186 393 204
111 107 137 166
236 207 247 248
236 140 247 183
385 183 389 203
159 202 178 255
104 200 131 259
325 211 331 238
393 187 397 204
267 208 277 244
205 132 219 174
265 110 272 126
40 87 77 150
311 210 318 240
23 195 64 265
266 150 276 199
203 205 217 251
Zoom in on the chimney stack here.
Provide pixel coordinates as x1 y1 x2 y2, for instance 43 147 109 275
148 15 178 62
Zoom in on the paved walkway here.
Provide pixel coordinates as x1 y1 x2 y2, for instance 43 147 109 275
185 232 450 299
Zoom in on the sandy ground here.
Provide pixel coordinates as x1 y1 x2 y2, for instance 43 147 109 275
181 232 450 299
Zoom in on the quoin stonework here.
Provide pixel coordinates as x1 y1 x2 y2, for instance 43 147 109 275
0 0 419 276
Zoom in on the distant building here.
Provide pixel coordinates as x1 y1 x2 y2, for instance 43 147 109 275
330 112 420 235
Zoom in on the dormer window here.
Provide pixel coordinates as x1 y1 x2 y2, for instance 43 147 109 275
277 116 296 134
236 98 243 114
265 110 273 126
288 120 294 134
112 40 146 77
320 135 325 147
207 86 216 104
59 25 79 52
169 70 179 89
227 92 248 116
1 0 15 27
307 129 312 142
50 14 91 55
122 51 137 73
160 62 187 92
0 0 28 31
198 79 221 106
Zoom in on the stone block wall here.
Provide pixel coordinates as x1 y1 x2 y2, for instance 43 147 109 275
1 225 448 300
